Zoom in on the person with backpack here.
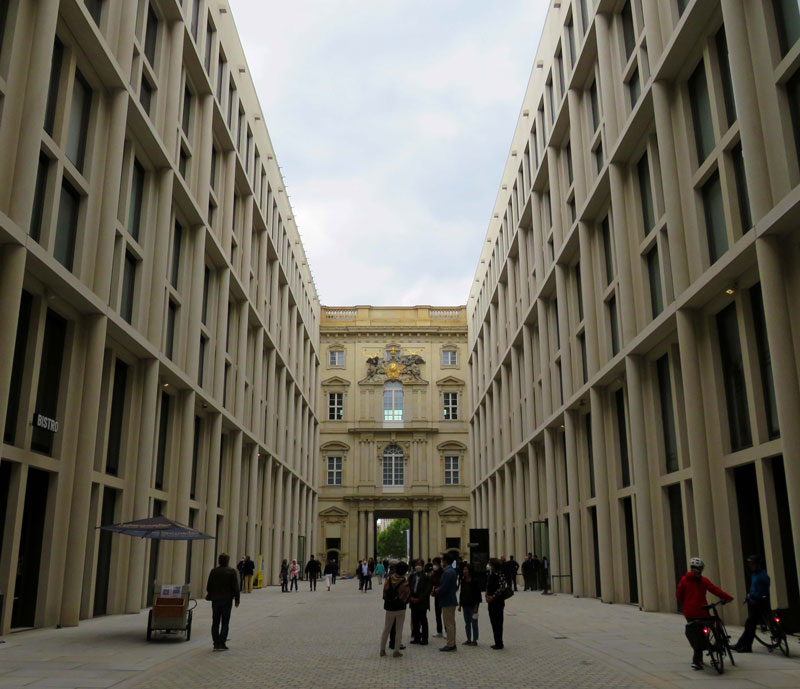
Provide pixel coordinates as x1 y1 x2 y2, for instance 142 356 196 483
380 561 410 657
485 557 511 649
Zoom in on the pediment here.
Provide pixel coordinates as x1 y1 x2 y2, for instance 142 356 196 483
438 505 469 518
320 440 350 452
437 440 467 452
319 506 349 518
321 376 351 387
436 375 465 387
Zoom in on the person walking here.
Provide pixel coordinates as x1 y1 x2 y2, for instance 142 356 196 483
357 560 364 591
486 557 509 649
305 554 320 591
437 552 458 652
531 554 541 591
540 556 550 593
241 555 255 593
380 561 410 657
362 559 372 592
458 562 482 646
408 559 432 645
279 559 289 592
324 558 335 590
732 555 771 653
332 558 338 584
205 553 240 651
430 557 444 637
289 559 299 591
521 553 534 591
506 555 519 592
236 557 246 590
375 560 386 584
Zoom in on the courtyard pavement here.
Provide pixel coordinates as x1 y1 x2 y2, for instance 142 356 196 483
1 578 799 688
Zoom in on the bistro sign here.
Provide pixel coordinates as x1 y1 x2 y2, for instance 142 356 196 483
32 413 59 433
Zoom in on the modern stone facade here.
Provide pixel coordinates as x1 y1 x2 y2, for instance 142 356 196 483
467 0 800 625
317 306 471 574
0 0 319 633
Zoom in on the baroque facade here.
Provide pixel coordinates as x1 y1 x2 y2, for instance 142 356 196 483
317 306 471 574
468 0 800 625
0 0 318 634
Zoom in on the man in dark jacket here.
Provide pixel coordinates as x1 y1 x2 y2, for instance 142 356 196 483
241 555 255 593
408 558 432 645
305 554 320 591
531 554 541 591
521 553 534 591
206 553 240 651
438 553 459 651
430 556 444 637
506 555 520 591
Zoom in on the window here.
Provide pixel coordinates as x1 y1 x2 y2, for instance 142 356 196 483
85 0 102 25
732 143 752 232
106 360 128 476
5 291 32 445
216 54 225 102
676 0 688 15
442 350 458 366
615 388 630 487
716 29 736 128
155 392 169 489
0 0 10 56
140 75 153 115
578 0 589 34
444 456 459 485
121 251 136 323
702 170 728 264
443 392 458 420
30 309 67 455
198 335 207 387
201 266 210 324
608 295 620 356
66 70 92 172
328 350 344 366
44 39 64 136
30 154 50 242
328 392 343 421
773 0 800 56
629 67 641 108
688 60 714 164
182 85 192 136
204 21 215 73
716 303 752 451
566 142 573 185
382 445 404 486
144 5 158 67
165 300 176 360
327 457 342 485
647 246 663 317
621 0 635 61
602 216 614 284
637 153 655 235
787 70 800 167
566 17 576 69
128 158 145 241
750 284 779 440
585 413 595 498
657 355 678 473
179 146 188 178
55 180 80 271
579 333 588 384
191 0 200 42
190 419 200 499
383 382 404 421
170 221 182 288
575 263 584 320
589 81 600 132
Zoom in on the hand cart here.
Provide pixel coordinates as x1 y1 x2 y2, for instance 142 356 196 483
146 594 197 641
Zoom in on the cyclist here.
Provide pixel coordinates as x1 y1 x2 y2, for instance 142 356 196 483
676 556 733 670
731 554 770 653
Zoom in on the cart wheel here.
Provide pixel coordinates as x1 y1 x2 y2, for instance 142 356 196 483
186 611 192 641
146 610 153 641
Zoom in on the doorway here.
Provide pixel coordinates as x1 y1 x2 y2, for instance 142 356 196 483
374 511 412 562
11 468 50 628
93 486 117 616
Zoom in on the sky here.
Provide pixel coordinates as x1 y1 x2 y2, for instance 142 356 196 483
229 1 548 306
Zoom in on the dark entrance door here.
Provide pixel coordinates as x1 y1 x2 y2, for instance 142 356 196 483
11 468 50 628
93 487 117 616
374 511 412 562
146 500 164 605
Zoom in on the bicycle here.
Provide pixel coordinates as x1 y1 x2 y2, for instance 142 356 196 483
753 606 790 657
702 601 736 674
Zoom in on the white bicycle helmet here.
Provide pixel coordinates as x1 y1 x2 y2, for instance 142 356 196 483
689 556 705 570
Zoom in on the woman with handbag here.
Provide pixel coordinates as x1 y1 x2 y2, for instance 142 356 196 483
458 562 482 646
485 557 509 649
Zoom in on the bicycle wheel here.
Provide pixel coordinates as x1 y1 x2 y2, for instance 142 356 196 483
770 618 790 657
719 622 736 666
707 627 724 675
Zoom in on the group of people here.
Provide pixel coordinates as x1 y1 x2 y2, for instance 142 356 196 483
278 555 340 592
378 553 513 657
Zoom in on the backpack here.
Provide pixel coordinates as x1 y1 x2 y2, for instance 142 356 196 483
495 572 514 600
384 579 409 609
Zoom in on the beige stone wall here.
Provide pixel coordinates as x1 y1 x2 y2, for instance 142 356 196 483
317 306 470 573
0 0 318 632
468 0 800 624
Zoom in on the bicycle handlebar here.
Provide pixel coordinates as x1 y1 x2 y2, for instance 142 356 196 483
702 600 729 610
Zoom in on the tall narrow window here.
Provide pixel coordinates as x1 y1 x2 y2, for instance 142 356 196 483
657 355 678 473
170 221 182 288
732 143 752 232
204 21 214 73
579 333 588 384
702 170 728 264
120 251 136 323
327 457 342 485
201 266 210 324
628 67 641 108
31 310 67 455
383 382 404 421
155 392 169 489
198 336 207 387
787 70 800 167
4 291 32 445
128 159 145 241
575 263 584 320
444 456 459 485
0 0 10 56
30 154 50 242
55 181 79 271
443 392 459 420
140 76 153 115
190 417 200 499
602 217 614 285
382 445 404 486
688 60 714 164
716 28 737 128
66 70 92 172
638 152 655 235
566 142 573 185
621 0 636 61
191 0 200 42
106 360 128 476
567 18 576 70
750 285 780 439
328 392 343 420
589 81 600 132
85 0 102 25
44 39 64 136
442 350 458 366
773 0 800 56
182 86 192 136
716 303 752 451
165 301 176 360
615 388 630 487
585 413 595 498
144 5 158 67
647 246 663 317
609 296 620 356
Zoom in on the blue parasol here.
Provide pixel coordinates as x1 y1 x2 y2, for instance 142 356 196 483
99 516 214 540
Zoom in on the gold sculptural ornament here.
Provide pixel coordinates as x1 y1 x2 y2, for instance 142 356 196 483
386 360 403 379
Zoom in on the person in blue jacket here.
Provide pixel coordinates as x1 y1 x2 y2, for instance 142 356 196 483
732 554 771 652
437 552 459 652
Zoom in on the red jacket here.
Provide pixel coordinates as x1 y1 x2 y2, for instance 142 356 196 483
676 572 733 619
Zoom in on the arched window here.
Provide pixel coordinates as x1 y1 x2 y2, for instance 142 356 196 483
383 445 404 486
383 381 404 421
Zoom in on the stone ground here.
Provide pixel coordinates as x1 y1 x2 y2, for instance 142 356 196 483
1 578 799 688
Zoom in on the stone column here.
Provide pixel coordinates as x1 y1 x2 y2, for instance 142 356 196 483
171 390 196 581
59 316 107 625
487 476 496 554
514 455 526 564
609 165 636 344
412 510 420 560
590 388 613 602
367 510 375 561
203 414 223 578
292 473 301 559
564 410 584 596
421 509 430 561
527 442 540 524
226 431 243 559
260 456 274 582
0 246 26 453
544 428 560 587
271 465 284 582
522 324 536 433
357 510 365 560
246 445 259 559
503 462 514 557
625 356 657 611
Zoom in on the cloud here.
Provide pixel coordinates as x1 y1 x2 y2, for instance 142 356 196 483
229 0 547 305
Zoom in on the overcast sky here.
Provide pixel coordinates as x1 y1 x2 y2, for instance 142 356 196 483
230 1 548 307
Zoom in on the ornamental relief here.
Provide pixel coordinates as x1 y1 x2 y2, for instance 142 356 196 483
360 347 428 385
